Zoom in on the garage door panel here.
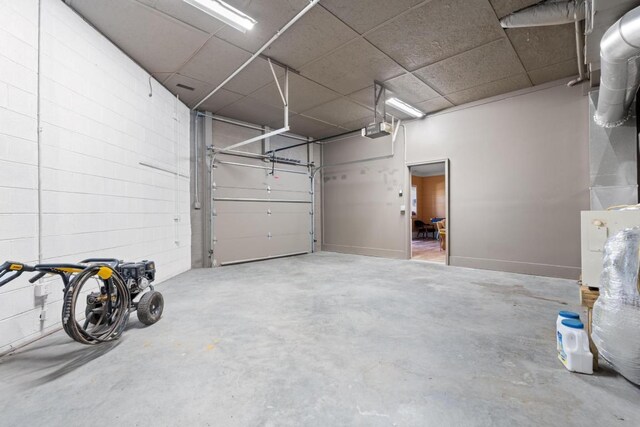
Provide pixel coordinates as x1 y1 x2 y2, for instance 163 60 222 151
269 203 311 214
214 164 269 186
214 200 266 214
215 212 269 240
268 173 309 191
214 187 270 199
270 212 310 235
214 237 270 265
211 159 312 265
267 190 310 201
270 234 310 255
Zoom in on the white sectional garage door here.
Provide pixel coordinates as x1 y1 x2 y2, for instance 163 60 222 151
211 139 312 266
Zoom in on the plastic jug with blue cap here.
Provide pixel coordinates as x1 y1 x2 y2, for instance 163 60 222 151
556 310 580 352
557 318 593 374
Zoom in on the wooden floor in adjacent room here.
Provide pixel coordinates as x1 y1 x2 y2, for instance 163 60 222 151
412 238 446 263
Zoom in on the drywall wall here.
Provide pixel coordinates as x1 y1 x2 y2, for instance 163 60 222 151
0 0 191 353
322 134 408 259
322 80 589 278
190 116 321 267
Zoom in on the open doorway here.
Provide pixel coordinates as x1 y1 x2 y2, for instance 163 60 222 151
409 161 448 264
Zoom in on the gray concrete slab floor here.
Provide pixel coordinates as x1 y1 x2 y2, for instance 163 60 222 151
0 252 638 426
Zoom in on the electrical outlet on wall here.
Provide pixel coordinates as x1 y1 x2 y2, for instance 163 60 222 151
34 283 50 298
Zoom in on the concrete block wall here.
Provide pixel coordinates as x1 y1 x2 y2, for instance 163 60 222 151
0 0 41 352
0 0 191 353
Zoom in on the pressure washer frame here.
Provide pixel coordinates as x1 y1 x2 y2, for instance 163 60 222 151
0 258 163 345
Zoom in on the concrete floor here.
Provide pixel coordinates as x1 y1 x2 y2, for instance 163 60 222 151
0 252 638 426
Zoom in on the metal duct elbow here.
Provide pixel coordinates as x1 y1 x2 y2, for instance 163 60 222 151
595 6 640 128
500 1 585 28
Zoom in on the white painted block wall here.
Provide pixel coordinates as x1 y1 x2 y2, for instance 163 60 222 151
0 0 191 353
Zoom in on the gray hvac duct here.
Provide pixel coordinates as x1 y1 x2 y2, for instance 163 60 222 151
594 6 640 128
500 0 585 28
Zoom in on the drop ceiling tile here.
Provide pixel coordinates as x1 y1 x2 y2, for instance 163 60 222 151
528 58 578 85
446 74 531 105
249 73 341 113
416 97 454 114
274 114 343 139
300 38 404 95
164 73 214 106
137 0 227 34
506 24 576 71
180 36 251 84
197 88 244 113
302 97 373 126
224 57 285 95
365 0 504 71
414 38 525 94
489 0 541 19
383 74 441 104
311 126 350 139
215 0 310 53
319 0 423 34
347 86 376 107
68 0 209 73
217 97 285 126
264 7 359 69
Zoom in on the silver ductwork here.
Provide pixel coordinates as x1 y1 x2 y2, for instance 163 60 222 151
594 6 640 128
500 0 585 28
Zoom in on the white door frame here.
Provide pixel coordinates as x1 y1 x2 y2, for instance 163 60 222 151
406 159 450 265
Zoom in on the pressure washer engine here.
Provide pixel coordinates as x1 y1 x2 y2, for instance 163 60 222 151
0 258 165 345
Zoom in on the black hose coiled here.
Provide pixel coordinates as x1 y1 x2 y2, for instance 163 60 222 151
61 265 130 345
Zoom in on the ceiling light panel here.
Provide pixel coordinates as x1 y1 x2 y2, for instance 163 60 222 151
386 97 424 118
183 0 257 33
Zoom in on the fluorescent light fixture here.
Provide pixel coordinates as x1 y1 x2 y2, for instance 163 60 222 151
385 97 424 118
183 0 257 33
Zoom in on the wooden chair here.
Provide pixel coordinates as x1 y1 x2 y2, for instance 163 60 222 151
414 220 428 239
436 220 446 251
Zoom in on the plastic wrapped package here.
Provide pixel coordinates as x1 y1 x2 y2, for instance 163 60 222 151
592 227 640 385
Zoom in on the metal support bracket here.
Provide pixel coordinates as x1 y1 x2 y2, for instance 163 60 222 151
373 81 387 125
212 60 290 155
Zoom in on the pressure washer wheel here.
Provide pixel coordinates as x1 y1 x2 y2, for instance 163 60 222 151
137 290 164 325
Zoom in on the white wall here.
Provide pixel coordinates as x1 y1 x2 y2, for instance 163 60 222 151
322 81 589 279
0 0 191 353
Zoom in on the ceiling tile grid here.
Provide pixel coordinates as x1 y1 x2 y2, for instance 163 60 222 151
506 24 577 71
196 88 244 113
248 72 342 114
319 0 424 34
299 38 405 95
300 97 374 127
262 6 359 69
365 0 505 71
413 38 526 95
274 113 345 139
68 0 582 139
383 73 441 105
445 73 531 105
179 36 251 84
